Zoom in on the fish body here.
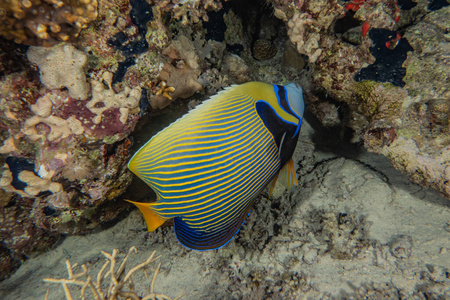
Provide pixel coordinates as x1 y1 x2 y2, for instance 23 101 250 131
128 82 305 250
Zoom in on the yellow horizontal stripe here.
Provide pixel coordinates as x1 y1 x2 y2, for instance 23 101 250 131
136 116 264 172
135 113 260 168
150 131 274 197
144 133 272 189
152 145 278 215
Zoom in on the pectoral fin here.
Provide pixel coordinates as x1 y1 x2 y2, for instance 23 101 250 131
278 158 298 189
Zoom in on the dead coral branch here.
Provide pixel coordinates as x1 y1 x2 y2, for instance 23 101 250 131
44 247 177 300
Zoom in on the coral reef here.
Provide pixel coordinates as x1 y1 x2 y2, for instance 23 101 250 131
150 36 203 109
1 117 449 300
1 0 449 285
87 71 141 124
367 7 450 197
0 0 98 46
23 95 85 142
282 0 344 63
0 194 60 281
27 44 90 100
381 138 450 198
0 0 145 274
355 29 413 87
276 0 450 198
153 0 224 25
44 247 176 300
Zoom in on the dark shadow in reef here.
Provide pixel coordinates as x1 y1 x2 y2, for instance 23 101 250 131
304 101 363 159
355 29 413 87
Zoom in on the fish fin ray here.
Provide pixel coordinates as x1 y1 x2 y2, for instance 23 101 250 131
278 158 298 190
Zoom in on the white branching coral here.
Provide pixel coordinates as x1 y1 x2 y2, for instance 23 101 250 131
87 72 141 125
44 247 178 300
27 44 90 100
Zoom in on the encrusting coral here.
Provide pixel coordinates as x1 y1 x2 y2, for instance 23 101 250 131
86 71 141 125
23 95 85 142
153 0 224 26
150 36 203 109
282 0 344 63
27 44 90 100
287 12 323 63
44 247 177 300
0 166 62 197
0 0 98 46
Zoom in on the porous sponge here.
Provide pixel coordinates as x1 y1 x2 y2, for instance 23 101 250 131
27 43 90 100
87 72 141 125
0 168 62 197
23 94 84 142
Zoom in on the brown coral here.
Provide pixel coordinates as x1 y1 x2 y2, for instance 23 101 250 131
352 81 406 121
150 36 203 109
0 0 98 46
252 39 277 61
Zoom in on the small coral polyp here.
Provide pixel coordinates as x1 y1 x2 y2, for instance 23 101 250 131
0 0 98 46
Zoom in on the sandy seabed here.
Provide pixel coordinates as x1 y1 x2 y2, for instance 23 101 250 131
1 118 449 299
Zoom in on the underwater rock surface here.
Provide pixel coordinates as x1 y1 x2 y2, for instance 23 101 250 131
0 0 449 284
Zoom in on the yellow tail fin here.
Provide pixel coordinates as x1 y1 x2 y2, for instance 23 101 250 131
126 200 167 231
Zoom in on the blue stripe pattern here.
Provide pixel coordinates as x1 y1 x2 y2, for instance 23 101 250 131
128 82 302 250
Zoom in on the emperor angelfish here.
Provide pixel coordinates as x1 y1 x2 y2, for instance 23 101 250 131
127 82 305 250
